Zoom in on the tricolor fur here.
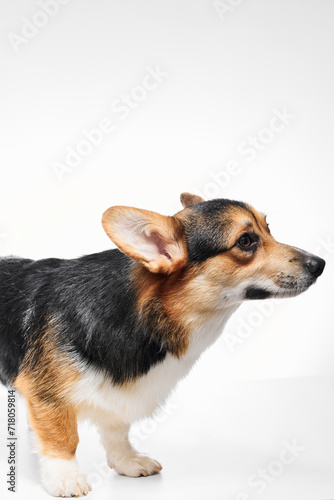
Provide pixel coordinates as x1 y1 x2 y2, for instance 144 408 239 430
0 193 325 496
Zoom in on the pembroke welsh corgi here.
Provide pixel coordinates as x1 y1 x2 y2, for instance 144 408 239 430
0 193 325 496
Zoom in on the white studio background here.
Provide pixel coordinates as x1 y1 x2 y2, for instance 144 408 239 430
0 1 334 499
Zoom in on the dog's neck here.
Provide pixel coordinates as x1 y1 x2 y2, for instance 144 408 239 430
132 262 240 359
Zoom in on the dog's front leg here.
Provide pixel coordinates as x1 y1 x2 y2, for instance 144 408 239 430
98 421 162 477
22 396 90 497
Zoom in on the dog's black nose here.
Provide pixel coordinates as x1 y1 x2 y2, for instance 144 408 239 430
304 256 326 278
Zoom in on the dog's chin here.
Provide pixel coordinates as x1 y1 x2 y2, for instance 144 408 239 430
274 275 320 298
273 287 309 299
272 280 318 299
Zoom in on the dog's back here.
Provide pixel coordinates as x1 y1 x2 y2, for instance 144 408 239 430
0 249 169 388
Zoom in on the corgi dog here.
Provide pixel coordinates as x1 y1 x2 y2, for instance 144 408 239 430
0 193 325 497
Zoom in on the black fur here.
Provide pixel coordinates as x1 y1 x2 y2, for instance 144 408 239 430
245 287 271 300
182 199 252 262
0 257 34 385
0 250 169 387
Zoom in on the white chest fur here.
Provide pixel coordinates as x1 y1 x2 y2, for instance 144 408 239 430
71 306 237 424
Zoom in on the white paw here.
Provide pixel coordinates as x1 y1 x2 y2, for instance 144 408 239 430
111 455 162 477
40 457 92 497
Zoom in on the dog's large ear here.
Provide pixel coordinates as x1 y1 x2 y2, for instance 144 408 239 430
180 192 205 208
102 206 187 274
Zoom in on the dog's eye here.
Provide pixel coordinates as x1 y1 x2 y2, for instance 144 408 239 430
238 234 252 248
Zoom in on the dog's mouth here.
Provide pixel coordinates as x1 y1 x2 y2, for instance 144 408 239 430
245 287 272 300
245 275 319 300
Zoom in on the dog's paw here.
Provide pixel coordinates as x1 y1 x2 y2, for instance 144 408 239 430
40 457 92 497
111 455 162 477
48 471 91 497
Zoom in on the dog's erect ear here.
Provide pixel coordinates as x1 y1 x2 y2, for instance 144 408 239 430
102 206 187 274
180 192 205 208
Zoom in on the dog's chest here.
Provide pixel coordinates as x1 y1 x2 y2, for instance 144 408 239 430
73 308 235 423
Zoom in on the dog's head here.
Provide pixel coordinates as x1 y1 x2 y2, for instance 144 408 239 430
102 193 325 306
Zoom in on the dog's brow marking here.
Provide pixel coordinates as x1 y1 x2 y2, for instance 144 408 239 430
248 210 262 232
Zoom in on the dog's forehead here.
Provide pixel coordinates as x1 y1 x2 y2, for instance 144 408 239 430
180 198 263 262
182 198 258 226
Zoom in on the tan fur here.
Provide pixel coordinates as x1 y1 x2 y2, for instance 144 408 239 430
133 262 234 358
14 324 81 460
180 192 205 207
188 205 303 292
132 265 191 357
